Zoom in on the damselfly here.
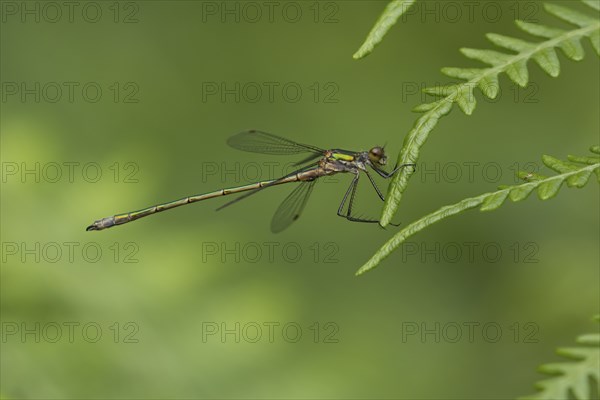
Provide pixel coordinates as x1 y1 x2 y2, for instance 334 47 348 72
86 130 413 232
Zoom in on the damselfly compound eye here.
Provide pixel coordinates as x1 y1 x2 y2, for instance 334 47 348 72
369 146 385 164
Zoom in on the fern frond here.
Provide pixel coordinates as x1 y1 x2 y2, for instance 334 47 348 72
353 0 417 60
381 0 600 226
357 147 599 275
520 315 600 400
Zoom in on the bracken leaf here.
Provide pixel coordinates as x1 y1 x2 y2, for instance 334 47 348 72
353 0 417 59
589 30 600 55
487 33 533 52
477 73 500 99
455 85 477 115
516 20 565 39
537 178 564 200
480 190 509 211
440 67 482 80
509 184 536 202
460 48 511 66
533 47 561 77
566 169 593 188
423 85 458 97
522 316 600 400
505 59 530 87
366 149 599 274
559 37 586 60
542 155 579 173
582 0 600 11
545 3 599 28
412 101 439 112
381 2 600 224
568 154 600 165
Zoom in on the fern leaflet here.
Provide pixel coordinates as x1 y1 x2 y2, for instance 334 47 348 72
381 0 600 226
353 0 417 60
520 315 600 400
357 146 600 275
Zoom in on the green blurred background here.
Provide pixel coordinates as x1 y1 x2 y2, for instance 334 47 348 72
1 1 598 398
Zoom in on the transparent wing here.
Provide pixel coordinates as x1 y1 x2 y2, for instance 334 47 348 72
271 180 317 233
227 130 324 155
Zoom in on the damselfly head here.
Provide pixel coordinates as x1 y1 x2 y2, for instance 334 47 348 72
369 146 387 166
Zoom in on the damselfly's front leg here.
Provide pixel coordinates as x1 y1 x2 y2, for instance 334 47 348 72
373 163 416 179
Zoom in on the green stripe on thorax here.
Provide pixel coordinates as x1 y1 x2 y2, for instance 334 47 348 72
331 152 355 161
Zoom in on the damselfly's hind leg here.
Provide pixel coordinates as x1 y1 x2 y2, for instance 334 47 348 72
337 173 403 227
336 174 384 224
